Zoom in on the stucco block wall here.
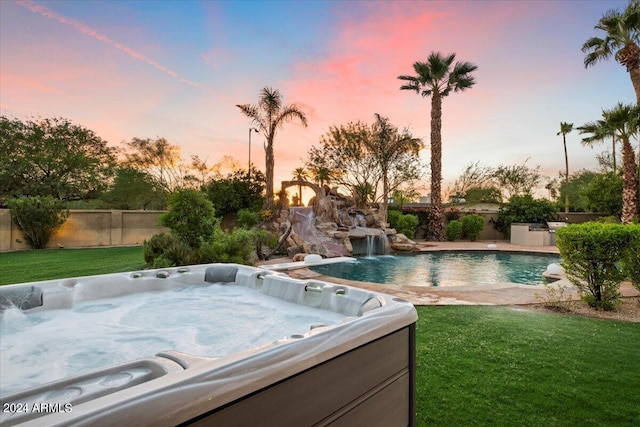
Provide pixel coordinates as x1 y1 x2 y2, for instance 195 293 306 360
0 210 168 252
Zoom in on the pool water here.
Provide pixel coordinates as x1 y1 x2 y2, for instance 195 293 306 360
309 251 561 287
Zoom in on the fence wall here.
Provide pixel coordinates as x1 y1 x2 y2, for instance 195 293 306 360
0 210 168 252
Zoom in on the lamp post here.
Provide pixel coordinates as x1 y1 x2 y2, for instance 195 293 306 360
248 127 258 177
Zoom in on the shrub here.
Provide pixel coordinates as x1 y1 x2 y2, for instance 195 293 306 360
143 233 192 267
197 226 259 265
236 209 260 229
7 196 69 249
621 224 640 292
461 214 484 241
494 195 557 235
446 220 463 241
387 209 402 229
160 189 216 248
396 214 419 239
556 223 632 310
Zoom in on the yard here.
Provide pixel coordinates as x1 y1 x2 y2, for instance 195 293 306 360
1 247 638 426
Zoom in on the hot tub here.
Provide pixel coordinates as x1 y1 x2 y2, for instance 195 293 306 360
0 263 417 426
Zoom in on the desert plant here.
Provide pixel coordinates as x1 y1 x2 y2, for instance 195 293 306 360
197 225 260 265
461 214 484 241
446 220 463 241
7 196 69 249
143 233 193 267
556 222 632 310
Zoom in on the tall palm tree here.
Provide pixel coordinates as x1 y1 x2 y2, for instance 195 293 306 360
579 103 639 223
368 113 423 225
557 122 574 214
237 87 308 207
291 166 308 206
398 52 478 241
582 0 640 105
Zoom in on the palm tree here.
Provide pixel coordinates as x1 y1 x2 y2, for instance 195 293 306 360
582 0 640 105
557 122 574 214
237 87 308 207
579 112 618 171
291 166 308 206
579 103 639 223
398 52 478 241
368 113 423 225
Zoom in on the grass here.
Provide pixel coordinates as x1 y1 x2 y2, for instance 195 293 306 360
1 248 639 426
0 246 145 285
415 305 640 427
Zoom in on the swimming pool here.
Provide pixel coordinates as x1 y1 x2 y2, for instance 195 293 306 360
309 251 561 287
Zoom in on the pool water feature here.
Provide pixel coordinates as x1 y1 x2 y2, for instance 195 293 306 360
309 251 561 287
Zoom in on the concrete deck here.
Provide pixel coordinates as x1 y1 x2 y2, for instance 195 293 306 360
258 241 639 306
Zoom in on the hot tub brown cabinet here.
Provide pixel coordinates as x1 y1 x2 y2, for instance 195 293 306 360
0 263 417 426
182 325 417 427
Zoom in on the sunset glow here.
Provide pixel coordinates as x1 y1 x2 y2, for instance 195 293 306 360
1 0 633 201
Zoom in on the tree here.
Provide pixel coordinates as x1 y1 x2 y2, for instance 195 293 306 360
579 103 639 223
367 114 424 224
306 119 425 209
557 169 599 213
100 167 167 210
123 137 191 192
307 121 378 206
7 196 69 249
584 172 623 216
202 168 265 217
398 52 478 241
492 160 542 199
291 167 308 206
579 110 619 171
237 87 308 207
582 0 640 105
0 116 116 204
557 122 574 214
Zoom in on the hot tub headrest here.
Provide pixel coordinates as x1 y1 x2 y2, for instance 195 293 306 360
204 265 239 284
0 285 43 310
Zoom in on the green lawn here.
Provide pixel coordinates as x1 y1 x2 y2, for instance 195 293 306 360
1 248 639 426
0 246 145 285
416 305 640 426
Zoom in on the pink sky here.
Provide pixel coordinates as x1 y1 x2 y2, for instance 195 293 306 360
1 0 635 202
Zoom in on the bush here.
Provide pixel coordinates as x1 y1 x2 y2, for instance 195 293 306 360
7 196 69 249
494 195 557 235
446 220 463 241
387 209 402 229
160 189 216 248
396 214 419 239
461 214 484 241
143 233 193 267
236 209 260 229
197 225 260 265
621 224 640 292
556 223 633 310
